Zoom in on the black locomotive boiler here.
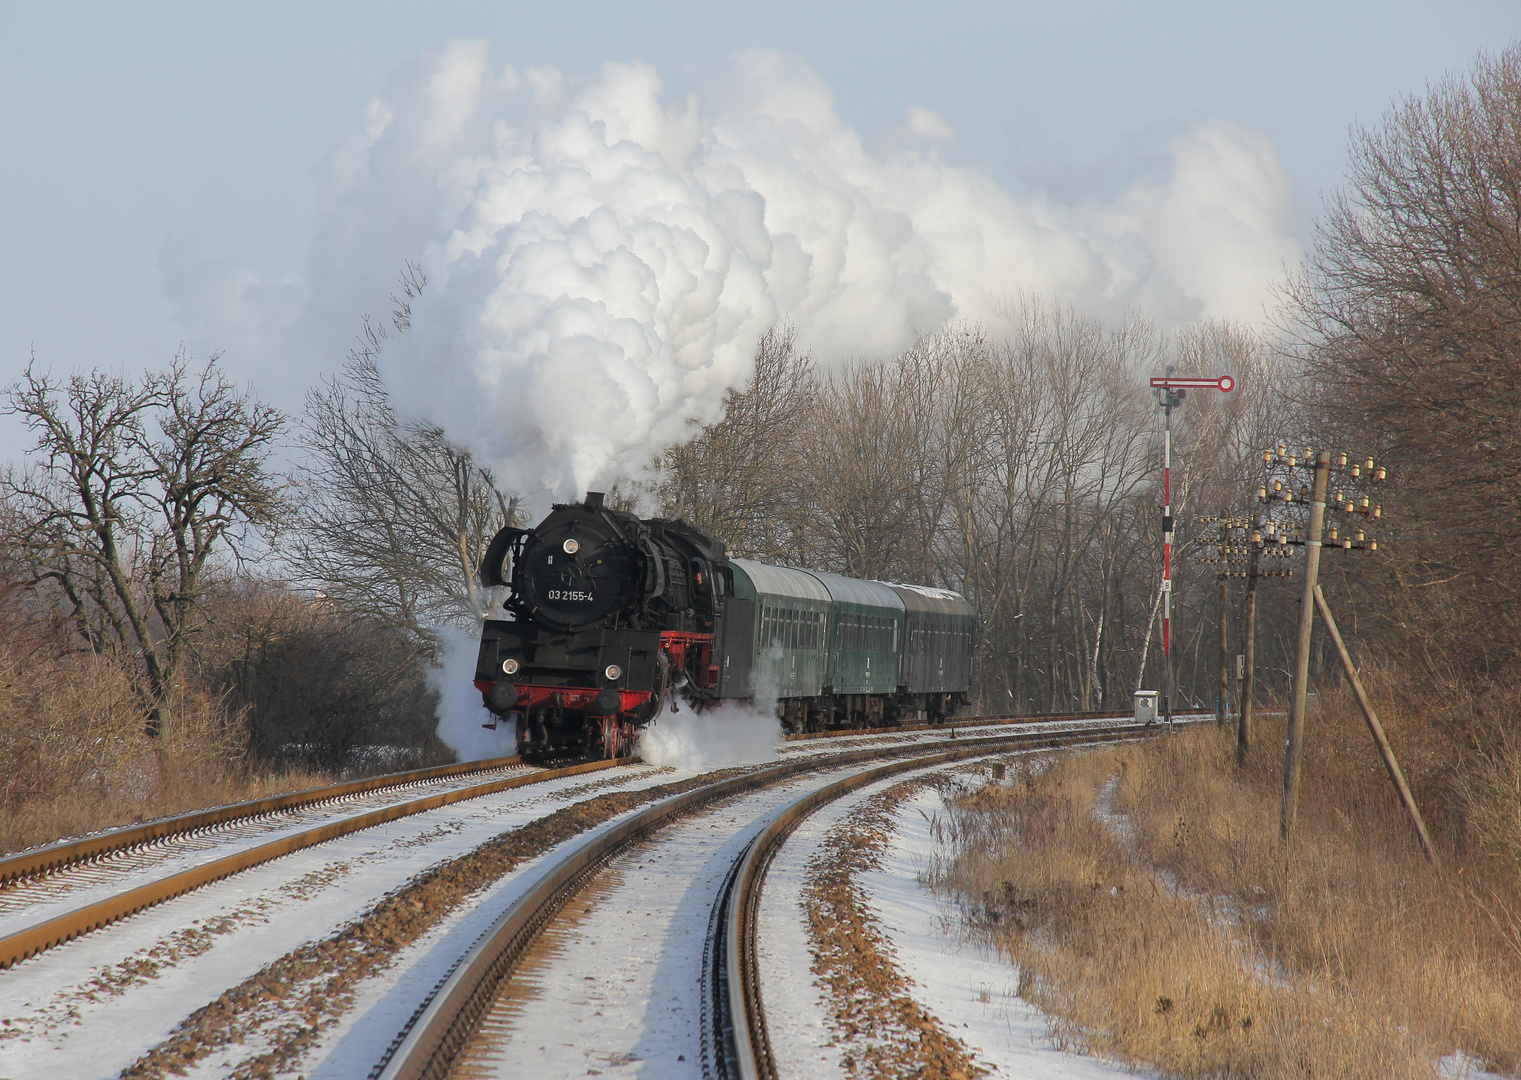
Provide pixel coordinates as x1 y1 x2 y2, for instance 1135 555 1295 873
474 493 978 758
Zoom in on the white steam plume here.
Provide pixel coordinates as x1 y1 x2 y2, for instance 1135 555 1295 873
636 700 783 772
429 625 516 762
177 42 1298 506
638 649 784 771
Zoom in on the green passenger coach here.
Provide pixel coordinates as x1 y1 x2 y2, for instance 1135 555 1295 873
729 558 830 700
709 557 975 732
810 571 906 697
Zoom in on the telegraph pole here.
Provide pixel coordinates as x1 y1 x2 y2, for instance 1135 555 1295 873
1148 371 1234 727
1197 516 1251 729
1218 574 1229 725
1239 543 1258 766
1256 448 1412 849
1281 450 1330 839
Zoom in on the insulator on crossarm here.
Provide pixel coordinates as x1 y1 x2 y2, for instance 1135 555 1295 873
1338 453 1348 467
1351 464 1362 477
1288 455 1297 467
1373 505 1382 518
1277 443 1286 459
1369 540 1378 552
1376 466 1386 482
1366 458 1375 473
1357 530 1365 542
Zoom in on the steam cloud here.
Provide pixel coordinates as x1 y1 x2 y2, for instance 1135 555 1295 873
429 624 517 761
177 41 1298 508
637 700 783 772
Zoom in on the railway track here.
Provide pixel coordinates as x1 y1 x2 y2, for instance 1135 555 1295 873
0 707 1146 975
367 715 1180 1080
0 755 637 970
0 708 1205 1080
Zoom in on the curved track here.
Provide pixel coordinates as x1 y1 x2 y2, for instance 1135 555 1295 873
369 718 1166 1080
0 707 1142 974
0 756 635 969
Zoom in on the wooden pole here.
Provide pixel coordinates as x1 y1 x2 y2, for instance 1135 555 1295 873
1162 400 1174 730
1218 575 1229 726
1281 451 1330 840
1239 545 1258 767
1313 585 1441 867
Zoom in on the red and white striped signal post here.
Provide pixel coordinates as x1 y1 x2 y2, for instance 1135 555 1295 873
1148 371 1235 726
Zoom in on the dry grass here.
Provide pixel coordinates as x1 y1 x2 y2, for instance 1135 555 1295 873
0 618 333 856
932 723 1521 1079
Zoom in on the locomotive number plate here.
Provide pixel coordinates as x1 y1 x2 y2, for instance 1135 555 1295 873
547 589 594 602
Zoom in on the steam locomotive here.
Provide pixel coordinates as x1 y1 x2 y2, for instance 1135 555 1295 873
474 492 978 758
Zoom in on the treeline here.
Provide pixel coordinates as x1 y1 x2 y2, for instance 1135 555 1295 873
655 310 1290 715
0 278 518 847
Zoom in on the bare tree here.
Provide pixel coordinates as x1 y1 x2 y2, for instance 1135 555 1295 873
1284 44 1521 668
4 353 287 733
651 304 1283 715
294 266 519 642
656 325 817 562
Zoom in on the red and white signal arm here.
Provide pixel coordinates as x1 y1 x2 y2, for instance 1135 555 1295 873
1150 374 1235 392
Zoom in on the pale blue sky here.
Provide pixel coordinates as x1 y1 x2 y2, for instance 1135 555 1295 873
1 1 1516 461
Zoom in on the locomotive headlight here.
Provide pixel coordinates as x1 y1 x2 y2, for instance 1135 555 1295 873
563 538 580 554
501 658 520 675
604 664 622 681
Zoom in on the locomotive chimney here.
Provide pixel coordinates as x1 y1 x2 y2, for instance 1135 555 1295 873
584 491 605 508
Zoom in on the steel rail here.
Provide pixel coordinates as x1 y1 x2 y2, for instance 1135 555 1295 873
0 753 534 888
0 756 635 970
720 723 1160 1080
781 708 1141 742
372 720 1166 1080
1 709 1162 889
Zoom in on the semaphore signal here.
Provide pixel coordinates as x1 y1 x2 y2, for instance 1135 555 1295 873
1149 368 1234 728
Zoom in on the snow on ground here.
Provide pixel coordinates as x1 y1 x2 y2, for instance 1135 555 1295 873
776 713 1209 763
0 763 539 937
759 755 1151 1079
0 716 1200 1079
754 768 868 1078
1438 1051 1513 1080
0 763 676 1080
859 781 1151 1078
433 759 886 1080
